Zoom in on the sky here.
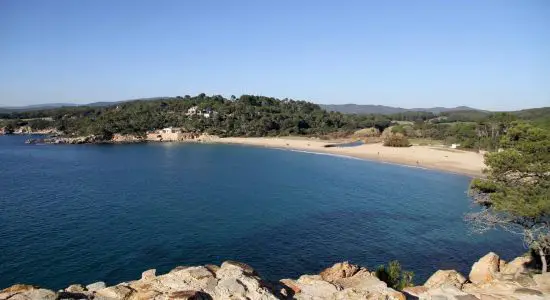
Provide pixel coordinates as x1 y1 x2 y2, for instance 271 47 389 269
0 0 548 110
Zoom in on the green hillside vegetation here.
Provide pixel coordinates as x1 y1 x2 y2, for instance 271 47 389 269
0 95 393 139
1 94 548 151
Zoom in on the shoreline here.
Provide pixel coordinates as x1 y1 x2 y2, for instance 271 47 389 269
1 252 545 300
10 134 486 177
213 137 486 177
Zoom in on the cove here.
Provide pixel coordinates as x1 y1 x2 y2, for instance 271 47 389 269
0 135 522 289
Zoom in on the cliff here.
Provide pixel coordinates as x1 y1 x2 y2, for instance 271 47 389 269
1 252 549 300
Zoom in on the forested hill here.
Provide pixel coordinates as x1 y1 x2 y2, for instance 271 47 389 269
320 104 479 114
1 94 548 150
0 95 396 138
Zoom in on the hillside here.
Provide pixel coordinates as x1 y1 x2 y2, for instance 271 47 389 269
320 104 479 114
1 95 548 149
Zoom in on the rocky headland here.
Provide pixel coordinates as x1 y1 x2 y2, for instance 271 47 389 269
23 133 220 145
2 252 549 300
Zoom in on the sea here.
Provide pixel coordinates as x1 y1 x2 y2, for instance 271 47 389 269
0 135 522 289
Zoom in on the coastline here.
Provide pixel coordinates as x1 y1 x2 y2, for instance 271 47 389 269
1 252 546 300
10 133 486 177
213 137 486 177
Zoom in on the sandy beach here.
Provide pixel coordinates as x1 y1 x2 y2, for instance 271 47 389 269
215 137 486 177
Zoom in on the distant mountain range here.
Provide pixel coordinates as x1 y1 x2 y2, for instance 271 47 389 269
1 99 482 115
319 104 481 114
0 98 168 113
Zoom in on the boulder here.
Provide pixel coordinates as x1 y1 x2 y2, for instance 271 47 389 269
419 286 476 300
85 281 106 292
469 252 501 284
424 270 467 289
533 273 550 292
205 264 220 275
169 290 211 300
64 284 85 293
0 285 38 299
403 286 428 297
280 279 301 294
141 269 156 281
220 261 257 276
95 285 134 299
501 256 532 275
319 261 361 282
214 278 247 298
294 277 340 299
1 284 37 294
4 288 57 300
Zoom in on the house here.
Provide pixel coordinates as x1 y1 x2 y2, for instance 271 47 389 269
186 106 215 118
146 127 184 142
186 106 199 116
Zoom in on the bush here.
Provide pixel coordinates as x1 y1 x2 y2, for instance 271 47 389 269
375 260 414 290
353 127 380 138
383 133 411 147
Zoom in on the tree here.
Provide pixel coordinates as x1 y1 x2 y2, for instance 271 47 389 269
467 122 550 272
375 260 414 290
383 132 410 147
3 123 15 134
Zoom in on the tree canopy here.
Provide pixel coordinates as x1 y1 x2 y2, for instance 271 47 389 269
468 122 550 272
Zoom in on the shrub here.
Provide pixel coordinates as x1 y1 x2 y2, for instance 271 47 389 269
375 260 415 290
353 127 380 138
383 133 411 147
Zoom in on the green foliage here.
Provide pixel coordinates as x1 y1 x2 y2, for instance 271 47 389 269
0 95 394 138
2 97 548 151
469 122 550 272
383 132 411 147
375 260 414 290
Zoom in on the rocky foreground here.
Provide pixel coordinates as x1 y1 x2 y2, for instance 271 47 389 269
2 252 549 300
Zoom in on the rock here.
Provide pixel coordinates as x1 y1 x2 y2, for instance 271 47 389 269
469 252 501 284
332 269 388 292
85 281 106 292
403 286 428 297
5 289 57 300
0 285 39 300
64 284 85 293
95 285 134 299
57 291 91 299
205 264 220 275
499 259 506 270
387 290 407 300
220 261 257 276
214 278 246 298
280 279 301 294
185 266 215 280
170 266 191 273
319 261 361 282
533 273 550 292
1 284 37 294
295 277 340 298
514 287 544 296
419 286 476 300
501 256 532 275
424 270 467 289
141 269 156 281
170 290 211 300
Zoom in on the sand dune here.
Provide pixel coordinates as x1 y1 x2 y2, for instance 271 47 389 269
216 137 486 177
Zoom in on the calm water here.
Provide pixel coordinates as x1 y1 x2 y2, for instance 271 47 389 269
0 135 522 289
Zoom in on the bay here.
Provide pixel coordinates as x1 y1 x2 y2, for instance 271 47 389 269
0 135 522 289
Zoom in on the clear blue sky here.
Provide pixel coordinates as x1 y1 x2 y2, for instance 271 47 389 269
1 0 548 110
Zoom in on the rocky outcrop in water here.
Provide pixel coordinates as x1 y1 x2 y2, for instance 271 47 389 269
1 253 549 300
25 135 109 145
24 133 220 145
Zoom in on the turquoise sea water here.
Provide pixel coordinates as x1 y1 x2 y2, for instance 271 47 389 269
0 135 522 289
